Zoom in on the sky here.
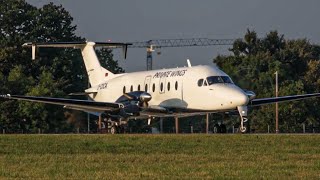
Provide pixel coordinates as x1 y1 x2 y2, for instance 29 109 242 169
27 0 320 72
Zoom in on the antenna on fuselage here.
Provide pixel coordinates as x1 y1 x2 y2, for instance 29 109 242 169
187 59 192 67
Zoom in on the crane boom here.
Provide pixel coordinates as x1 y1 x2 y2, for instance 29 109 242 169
128 38 235 48
115 38 236 70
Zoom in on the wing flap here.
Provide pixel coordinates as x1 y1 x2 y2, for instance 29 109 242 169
63 105 105 113
1 94 122 112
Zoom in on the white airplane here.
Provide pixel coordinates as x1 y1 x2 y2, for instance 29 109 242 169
1 41 320 133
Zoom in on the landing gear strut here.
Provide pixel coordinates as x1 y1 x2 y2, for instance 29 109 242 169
109 125 117 134
213 123 227 133
106 117 128 134
237 106 248 133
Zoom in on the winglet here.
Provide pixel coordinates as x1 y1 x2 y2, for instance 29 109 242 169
122 44 128 59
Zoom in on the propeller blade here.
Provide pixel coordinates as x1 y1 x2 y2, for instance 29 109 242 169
143 101 149 108
123 93 134 100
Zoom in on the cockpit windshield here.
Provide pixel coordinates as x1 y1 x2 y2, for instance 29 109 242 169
206 76 233 85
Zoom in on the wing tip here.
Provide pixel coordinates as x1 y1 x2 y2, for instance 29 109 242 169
0 94 11 98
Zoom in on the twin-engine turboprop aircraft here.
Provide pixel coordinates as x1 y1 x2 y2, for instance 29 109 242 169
1 41 320 133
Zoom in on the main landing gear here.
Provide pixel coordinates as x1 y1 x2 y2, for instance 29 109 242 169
213 122 227 133
102 114 128 134
237 106 248 133
107 118 128 134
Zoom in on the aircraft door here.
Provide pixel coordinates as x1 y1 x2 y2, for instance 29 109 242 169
180 80 184 101
176 79 186 108
144 76 151 92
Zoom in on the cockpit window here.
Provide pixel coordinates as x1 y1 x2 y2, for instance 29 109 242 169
221 76 233 83
203 80 208 86
207 76 223 84
206 76 233 85
197 79 204 87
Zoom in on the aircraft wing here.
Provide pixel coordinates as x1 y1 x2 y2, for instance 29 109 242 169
131 112 209 120
0 94 122 112
249 93 320 106
138 105 227 118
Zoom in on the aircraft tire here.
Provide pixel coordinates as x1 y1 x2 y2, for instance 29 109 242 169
239 126 247 133
214 124 227 133
110 126 117 134
220 124 227 133
213 124 221 133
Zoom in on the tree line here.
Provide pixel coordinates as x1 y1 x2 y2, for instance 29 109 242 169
1 1 319 133
214 30 320 132
0 1 123 133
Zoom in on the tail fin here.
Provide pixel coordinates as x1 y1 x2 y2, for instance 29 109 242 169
80 42 114 85
23 41 130 86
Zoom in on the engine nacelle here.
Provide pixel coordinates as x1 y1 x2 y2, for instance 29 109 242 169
116 91 152 116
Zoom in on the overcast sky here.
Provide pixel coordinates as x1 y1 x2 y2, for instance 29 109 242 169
28 0 320 72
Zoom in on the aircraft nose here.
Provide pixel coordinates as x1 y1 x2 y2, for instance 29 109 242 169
233 90 249 106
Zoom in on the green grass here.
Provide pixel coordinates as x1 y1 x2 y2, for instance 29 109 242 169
0 134 320 179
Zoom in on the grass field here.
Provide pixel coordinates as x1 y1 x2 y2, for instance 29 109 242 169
0 134 319 179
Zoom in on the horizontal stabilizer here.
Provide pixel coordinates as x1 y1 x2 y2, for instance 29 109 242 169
22 41 132 60
68 92 96 96
22 41 131 48
69 87 98 96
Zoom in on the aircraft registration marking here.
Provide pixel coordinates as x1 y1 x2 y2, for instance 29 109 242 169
97 82 108 90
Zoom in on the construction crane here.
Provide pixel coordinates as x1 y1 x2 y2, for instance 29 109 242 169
127 38 236 70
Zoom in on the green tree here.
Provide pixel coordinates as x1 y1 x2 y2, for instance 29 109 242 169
0 1 124 133
97 48 125 73
214 30 320 132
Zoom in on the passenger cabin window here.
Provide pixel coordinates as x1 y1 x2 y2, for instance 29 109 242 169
138 84 141 91
160 83 163 91
167 82 170 91
130 85 133 92
175 81 178 90
152 83 155 92
123 86 126 93
145 84 148 92
197 79 203 87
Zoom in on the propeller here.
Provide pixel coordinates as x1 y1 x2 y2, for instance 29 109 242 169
120 91 152 108
123 93 134 100
139 92 152 108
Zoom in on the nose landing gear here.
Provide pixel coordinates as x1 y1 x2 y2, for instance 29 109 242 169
237 106 248 133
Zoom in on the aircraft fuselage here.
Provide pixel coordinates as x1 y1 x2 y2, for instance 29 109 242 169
91 65 249 111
